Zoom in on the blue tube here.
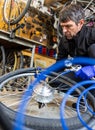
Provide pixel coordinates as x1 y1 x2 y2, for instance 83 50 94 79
14 57 95 130
82 86 95 115
77 84 95 130
60 80 95 130
14 60 70 130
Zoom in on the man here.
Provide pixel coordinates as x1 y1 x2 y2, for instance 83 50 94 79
56 4 95 110
57 4 95 61
57 4 95 79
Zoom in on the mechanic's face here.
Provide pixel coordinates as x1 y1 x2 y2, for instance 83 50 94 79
60 20 84 39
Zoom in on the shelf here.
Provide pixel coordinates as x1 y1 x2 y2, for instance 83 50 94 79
0 30 47 49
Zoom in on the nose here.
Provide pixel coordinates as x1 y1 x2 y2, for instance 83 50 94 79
62 26 67 33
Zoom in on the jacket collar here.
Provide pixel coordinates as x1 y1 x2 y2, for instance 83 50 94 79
72 25 86 40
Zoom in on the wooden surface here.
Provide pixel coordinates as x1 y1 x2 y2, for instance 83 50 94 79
22 49 56 68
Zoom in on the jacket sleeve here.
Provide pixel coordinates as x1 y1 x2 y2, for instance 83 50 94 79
91 28 95 41
87 27 95 44
87 28 95 58
57 37 68 61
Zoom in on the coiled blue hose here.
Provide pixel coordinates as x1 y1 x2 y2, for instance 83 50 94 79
14 57 95 130
60 80 95 130
83 86 95 115
77 84 95 130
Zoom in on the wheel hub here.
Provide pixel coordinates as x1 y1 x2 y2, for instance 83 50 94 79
33 81 54 103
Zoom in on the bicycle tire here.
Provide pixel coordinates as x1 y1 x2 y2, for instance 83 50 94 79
0 103 93 130
4 50 24 73
0 46 6 75
5 50 18 73
0 103 35 130
15 51 24 69
0 68 95 130
3 0 32 25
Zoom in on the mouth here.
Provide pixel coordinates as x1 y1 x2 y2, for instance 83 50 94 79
65 34 72 39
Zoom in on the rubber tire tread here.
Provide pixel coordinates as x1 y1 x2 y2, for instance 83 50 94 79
0 46 6 75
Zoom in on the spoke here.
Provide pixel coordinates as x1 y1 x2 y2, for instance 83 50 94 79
0 71 88 120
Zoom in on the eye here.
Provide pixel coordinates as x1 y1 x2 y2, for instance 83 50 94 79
61 24 73 29
65 25 72 28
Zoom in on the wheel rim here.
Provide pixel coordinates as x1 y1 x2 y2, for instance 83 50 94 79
0 72 84 119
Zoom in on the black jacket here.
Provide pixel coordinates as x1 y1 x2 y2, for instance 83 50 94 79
57 25 95 61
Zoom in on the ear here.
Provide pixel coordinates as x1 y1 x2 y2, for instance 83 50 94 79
79 19 85 26
78 19 84 31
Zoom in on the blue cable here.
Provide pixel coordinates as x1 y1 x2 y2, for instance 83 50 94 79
14 57 95 130
82 86 95 115
60 80 95 130
14 60 70 130
77 84 95 130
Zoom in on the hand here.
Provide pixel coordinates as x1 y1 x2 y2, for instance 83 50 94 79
75 66 95 80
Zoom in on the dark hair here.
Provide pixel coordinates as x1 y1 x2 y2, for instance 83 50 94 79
59 4 85 24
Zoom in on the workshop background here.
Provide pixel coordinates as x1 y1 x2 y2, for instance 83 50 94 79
0 0 95 130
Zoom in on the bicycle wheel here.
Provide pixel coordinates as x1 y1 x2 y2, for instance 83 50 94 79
0 68 94 130
22 55 32 68
5 50 18 73
0 103 35 130
0 46 6 75
4 50 24 74
16 51 24 69
3 0 32 25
